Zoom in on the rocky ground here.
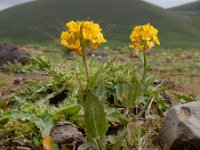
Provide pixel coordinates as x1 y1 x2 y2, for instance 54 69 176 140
0 44 199 149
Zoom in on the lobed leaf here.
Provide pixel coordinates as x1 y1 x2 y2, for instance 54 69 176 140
32 114 53 137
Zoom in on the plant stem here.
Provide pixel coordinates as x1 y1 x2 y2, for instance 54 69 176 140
95 139 106 150
141 49 147 82
135 97 152 120
82 54 90 84
145 96 154 119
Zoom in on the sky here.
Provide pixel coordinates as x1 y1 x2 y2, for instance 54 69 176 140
0 0 198 10
143 0 198 8
0 0 34 10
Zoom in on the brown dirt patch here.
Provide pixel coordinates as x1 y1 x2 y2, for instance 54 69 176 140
174 83 200 97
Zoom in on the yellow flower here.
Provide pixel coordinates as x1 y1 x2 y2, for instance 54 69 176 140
61 20 106 56
91 33 107 50
66 21 81 34
60 31 83 56
82 22 104 44
129 23 160 54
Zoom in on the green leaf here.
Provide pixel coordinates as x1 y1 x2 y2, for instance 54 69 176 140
78 143 94 150
127 82 141 107
32 114 53 137
87 64 104 89
143 75 156 92
11 111 32 120
115 83 123 102
83 91 108 144
106 108 128 125
173 93 194 103
87 58 116 89
63 105 81 116
30 56 50 70
112 129 127 150
56 104 81 119
95 83 107 101
0 111 31 123
115 80 141 108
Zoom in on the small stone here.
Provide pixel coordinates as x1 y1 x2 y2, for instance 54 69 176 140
50 121 85 148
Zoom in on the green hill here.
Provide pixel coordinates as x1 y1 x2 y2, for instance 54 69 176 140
171 1 200 11
0 0 200 49
170 1 200 30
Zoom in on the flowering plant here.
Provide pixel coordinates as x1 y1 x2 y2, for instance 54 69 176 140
61 21 106 82
129 23 160 82
61 21 108 149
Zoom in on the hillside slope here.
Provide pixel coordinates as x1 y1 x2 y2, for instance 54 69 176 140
171 1 200 11
0 0 200 49
170 1 200 29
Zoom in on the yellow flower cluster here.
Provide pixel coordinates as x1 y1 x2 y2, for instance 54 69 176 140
61 21 106 56
129 23 160 54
